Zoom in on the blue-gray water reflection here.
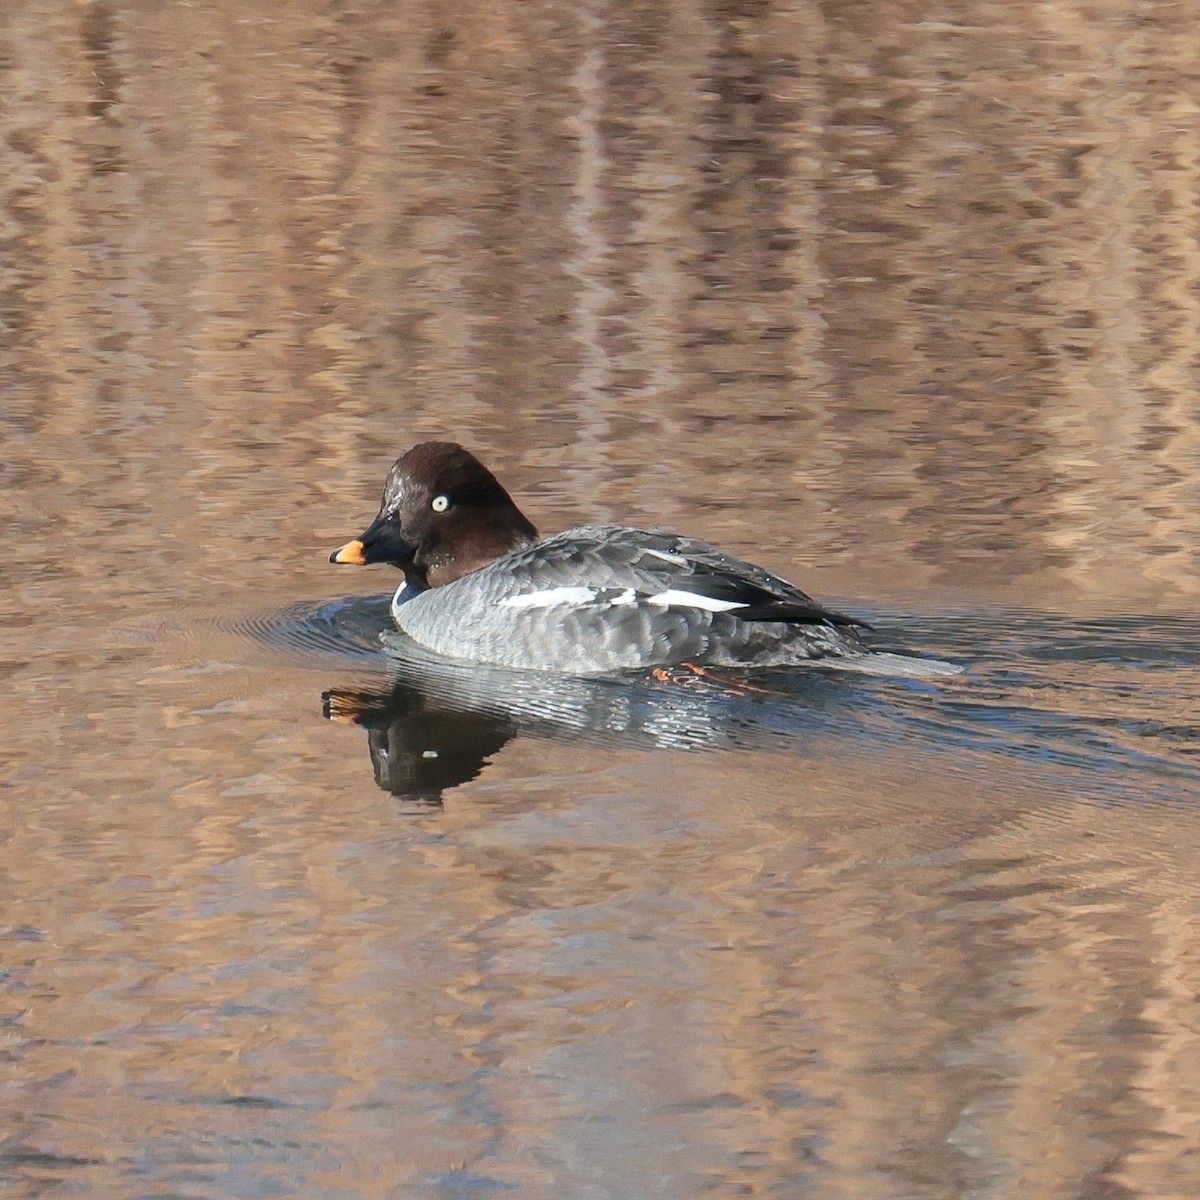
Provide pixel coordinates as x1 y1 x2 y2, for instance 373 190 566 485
255 597 1200 810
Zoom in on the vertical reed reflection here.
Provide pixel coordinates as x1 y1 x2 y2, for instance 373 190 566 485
2 1 1200 1197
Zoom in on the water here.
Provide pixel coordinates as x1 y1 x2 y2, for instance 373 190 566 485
3 2 1200 1196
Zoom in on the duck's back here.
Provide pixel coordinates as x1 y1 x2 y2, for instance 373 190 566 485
391 525 867 675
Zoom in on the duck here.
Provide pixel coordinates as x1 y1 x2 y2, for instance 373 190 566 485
329 441 875 676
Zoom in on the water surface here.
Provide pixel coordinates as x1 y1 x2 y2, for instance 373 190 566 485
3 2 1200 1197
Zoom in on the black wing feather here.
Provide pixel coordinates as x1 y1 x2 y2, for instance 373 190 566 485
643 537 869 630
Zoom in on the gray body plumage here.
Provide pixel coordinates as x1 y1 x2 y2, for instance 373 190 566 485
391 524 868 675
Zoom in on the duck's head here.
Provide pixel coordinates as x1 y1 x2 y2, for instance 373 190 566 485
329 441 538 588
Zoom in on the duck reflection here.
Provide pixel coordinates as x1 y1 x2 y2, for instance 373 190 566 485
321 631 850 806
324 683 517 807
295 595 963 805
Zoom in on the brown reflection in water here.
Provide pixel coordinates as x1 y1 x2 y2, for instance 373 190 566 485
6 681 1200 1195
3 0 1200 1196
2 1 1198 603
378 744 1200 1197
812 1 1200 598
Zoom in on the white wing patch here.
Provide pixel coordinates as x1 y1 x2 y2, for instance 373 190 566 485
499 586 598 610
498 584 746 613
647 588 745 612
644 547 688 566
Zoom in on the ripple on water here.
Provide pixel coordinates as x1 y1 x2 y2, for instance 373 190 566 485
229 600 1200 808
222 596 395 663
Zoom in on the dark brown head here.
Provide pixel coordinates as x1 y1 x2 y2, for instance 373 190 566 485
329 441 538 588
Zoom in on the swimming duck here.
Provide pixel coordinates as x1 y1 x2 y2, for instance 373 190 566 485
330 441 874 676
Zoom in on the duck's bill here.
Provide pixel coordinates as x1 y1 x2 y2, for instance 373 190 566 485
330 538 370 565
329 515 414 566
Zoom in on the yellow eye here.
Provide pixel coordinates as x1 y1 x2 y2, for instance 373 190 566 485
431 495 451 513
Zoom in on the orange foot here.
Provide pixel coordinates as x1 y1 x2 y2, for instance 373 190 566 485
322 689 365 723
651 662 773 696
